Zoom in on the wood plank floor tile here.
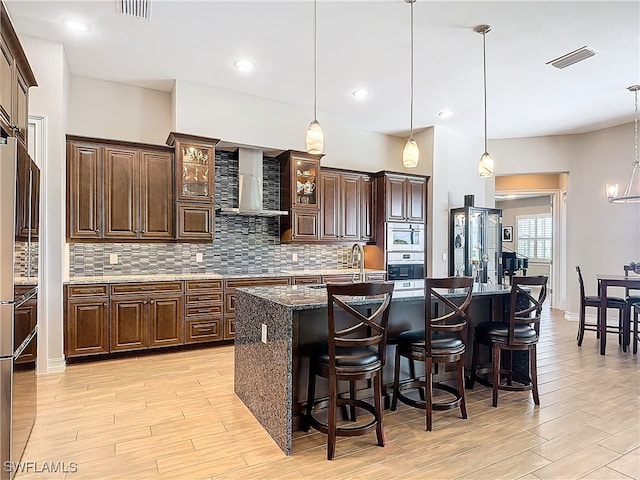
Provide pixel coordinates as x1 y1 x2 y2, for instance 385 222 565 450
15 305 640 480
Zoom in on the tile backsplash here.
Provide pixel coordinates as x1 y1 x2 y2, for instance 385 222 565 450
69 150 353 277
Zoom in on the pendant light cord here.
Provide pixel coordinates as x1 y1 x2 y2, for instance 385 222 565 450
482 29 488 153
313 0 317 122
409 0 414 139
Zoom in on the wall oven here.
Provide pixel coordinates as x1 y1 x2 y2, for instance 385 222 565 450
387 252 425 297
386 222 424 252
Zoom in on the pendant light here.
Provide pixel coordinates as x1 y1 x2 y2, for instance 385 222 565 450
606 85 640 203
402 0 419 168
305 0 324 154
475 24 494 178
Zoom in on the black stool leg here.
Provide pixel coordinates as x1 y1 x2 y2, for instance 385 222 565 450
304 370 316 432
391 346 401 411
425 356 433 432
530 344 539 405
492 344 501 407
373 372 385 447
457 358 467 420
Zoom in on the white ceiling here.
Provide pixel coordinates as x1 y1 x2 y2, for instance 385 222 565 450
5 0 640 140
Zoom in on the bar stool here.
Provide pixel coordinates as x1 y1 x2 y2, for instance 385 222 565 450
390 276 473 431
576 266 627 348
471 276 548 407
305 281 394 460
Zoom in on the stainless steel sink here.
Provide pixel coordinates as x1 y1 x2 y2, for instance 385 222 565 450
306 284 326 289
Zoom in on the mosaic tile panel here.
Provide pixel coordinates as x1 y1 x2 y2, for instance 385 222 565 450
69 151 354 277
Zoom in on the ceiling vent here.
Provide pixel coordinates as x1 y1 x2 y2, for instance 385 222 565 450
119 0 151 20
546 46 598 69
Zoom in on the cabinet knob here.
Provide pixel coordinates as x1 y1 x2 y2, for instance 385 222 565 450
143 300 148 305
102 302 107 307
150 300 155 304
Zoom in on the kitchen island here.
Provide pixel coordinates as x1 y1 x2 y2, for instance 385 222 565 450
234 282 512 455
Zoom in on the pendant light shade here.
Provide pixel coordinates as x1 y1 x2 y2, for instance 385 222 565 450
306 119 324 155
402 0 419 168
606 85 640 203
475 24 494 178
306 0 324 155
403 138 419 168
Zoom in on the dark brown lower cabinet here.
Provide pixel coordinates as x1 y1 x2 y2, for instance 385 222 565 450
184 279 223 344
64 285 109 358
109 282 184 352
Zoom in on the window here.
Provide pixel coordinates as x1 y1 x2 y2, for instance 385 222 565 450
516 214 552 261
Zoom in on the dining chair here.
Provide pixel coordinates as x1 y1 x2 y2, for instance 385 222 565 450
471 275 548 407
390 276 473 431
575 266 627 348
623 264 640 350
304 281 394 460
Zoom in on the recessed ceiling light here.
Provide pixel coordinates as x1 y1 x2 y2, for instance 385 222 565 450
438 110 453 119
352 89 369 99
234 59 255 72
64 19 90 32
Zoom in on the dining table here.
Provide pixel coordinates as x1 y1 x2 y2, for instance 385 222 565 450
596 273 640 355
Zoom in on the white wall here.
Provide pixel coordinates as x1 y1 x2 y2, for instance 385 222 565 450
21 36 68 373
68 76 172 145
492 125 640 318
172 80 407 172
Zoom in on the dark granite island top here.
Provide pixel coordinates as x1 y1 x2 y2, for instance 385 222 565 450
233 283 512 455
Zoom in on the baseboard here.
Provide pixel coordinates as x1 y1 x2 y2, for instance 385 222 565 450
564 312 578 322
46 356 67 374
564 311 625 326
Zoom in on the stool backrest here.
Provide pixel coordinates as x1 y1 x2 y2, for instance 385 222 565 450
326 282 395 366
623 264 640 297
424 276 474 355
508 276 548 344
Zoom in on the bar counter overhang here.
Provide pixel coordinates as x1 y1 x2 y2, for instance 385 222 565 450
233 282 516 455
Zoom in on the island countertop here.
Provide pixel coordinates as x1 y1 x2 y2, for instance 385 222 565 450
236 282 512 310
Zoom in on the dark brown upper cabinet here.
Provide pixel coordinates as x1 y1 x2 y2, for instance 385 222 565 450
0 3 37 144
166 132 219 241
66 136 174 241
380 173 427 223
278 150 323 242
320 169 366 242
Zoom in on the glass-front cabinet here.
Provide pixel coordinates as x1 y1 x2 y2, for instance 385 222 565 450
293 157 319 208
449 206 502 284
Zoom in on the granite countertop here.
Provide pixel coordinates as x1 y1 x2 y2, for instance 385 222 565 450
14 277 37 286
236 282 512 311
65 268 386 285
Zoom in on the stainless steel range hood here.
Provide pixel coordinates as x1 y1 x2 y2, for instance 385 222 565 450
217 147 288 216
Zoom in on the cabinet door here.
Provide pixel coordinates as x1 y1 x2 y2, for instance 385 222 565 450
341 174 360 241
224 316 236 340
320 171 340 241
110 297 146 351
15 145 29 238
176 203 213 241
67 143 102 239
176 143 214 202
406 178 426 223
66 299 109 357
148 295 183 347
292 210 319 241
103 147 140 239
0 36 12 129
360 176 376 243
140 151 174 240
385 176 407 222
14 68 28 144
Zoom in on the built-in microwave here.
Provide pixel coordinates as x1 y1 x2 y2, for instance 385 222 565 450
386 222 425 252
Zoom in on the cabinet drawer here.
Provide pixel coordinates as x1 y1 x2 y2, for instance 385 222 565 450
322 274 356 284
224 316 235 340
67 284 108 298
186 318 223 343
292 275 322 285
185 279 222 292
365 273 387 282
186 303 223 317
110 282 183 295
185 292 222 305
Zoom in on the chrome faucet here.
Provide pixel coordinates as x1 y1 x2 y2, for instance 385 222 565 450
350 243 365 282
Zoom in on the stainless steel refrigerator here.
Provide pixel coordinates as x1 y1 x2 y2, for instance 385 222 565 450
0 137 38 479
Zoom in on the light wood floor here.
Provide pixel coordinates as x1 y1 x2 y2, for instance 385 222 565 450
18 307 640 480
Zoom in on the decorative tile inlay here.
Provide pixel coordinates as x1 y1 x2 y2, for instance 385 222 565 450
69 150 355 277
